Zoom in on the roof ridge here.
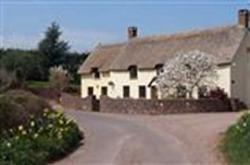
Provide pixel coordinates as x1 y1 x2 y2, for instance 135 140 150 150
131 24 238 43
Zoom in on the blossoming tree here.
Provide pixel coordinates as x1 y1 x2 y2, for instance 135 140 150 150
156 50 218 99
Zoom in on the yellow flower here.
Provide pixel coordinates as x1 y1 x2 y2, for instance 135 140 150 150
30 121 35 127
6 142 11 148
22 130 27 135
59 120 64 125
18 125 23 131
34 133 38 139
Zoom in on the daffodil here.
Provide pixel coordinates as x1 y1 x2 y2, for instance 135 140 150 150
34 133 38 139
22 130 27 135
6 142 11 148
18 125 23 131
30 121 35 127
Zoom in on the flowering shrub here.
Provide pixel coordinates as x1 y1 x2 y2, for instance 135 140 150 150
220 112 250 165
0 109 83 165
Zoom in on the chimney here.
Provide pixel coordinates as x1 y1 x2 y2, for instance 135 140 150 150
128 26 138 39
238 9 249 28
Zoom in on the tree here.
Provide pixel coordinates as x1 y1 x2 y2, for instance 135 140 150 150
156 50 218 99
38 22 70 68
62 52 89 84
0 50 46 81
49 66 70 91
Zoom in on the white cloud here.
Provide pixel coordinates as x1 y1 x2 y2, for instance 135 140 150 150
2 28 121 52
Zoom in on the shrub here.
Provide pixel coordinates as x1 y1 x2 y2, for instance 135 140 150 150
49 66 70 91
220 112 250 165
0 90 50 132
208 87 228 100
62 85 80 95
0 109 83 165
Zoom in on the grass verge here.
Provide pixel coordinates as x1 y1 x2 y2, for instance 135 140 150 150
220 112 250 165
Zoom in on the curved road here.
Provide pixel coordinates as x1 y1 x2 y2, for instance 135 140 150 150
54 110 190 165
53 110 236 165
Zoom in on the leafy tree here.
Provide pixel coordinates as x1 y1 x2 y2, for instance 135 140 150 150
156 50 218 98
0 50 46 81
62 52 89 84
38 22 70 68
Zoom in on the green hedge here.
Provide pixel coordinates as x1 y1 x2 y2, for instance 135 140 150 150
220 112 250 165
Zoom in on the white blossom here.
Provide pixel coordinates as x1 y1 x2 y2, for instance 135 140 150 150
156 50 218 98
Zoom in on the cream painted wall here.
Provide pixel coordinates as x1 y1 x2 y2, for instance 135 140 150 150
81 70 156 99
217 66 231 96
81 66 231 99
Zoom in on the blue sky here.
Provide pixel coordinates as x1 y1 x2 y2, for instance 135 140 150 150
0 0 249 52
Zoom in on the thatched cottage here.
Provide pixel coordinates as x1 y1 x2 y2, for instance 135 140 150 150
79 9 250 107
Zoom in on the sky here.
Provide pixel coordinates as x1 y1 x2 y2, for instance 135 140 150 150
0 0 249 52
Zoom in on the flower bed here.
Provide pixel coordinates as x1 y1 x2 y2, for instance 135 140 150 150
220 111 250 165
0 90 83 165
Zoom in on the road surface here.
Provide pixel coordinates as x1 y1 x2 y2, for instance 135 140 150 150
53 110 237 165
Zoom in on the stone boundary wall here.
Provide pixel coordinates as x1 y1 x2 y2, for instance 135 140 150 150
60 93 94 111
99 96 233 115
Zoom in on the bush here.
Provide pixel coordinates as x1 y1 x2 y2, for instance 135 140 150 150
49 66 70 91
62 85 80 95
0 90 50 131
220 112 250 165
0 109 83 165
208 87 228 100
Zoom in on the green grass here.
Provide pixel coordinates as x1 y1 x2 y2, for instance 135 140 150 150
26 81 51 89
220 112 250 165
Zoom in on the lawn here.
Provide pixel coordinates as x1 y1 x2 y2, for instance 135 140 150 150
26 81 51 89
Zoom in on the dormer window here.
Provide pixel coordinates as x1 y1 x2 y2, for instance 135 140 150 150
128 65 138 79
91 67 100 79
155 64 164 75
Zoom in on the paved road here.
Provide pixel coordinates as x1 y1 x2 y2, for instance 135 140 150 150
53 110 237 165
54 111 190 165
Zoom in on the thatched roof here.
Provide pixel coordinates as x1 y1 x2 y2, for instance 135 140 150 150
79 25 246 74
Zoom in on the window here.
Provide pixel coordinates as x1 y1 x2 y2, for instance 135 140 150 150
101 87 108 96
91 67 100 79
155 64 164 75
139 86 146 98
151 86 158 99
87 87 94 96
123 86 130 98
129 65 138 79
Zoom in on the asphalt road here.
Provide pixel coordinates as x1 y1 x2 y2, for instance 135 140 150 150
54 110 191 165
53 110 237 165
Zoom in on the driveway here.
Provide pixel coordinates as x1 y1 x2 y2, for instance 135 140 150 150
53 111 237 165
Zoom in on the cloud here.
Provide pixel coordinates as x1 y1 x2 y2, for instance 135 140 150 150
2 28 121 52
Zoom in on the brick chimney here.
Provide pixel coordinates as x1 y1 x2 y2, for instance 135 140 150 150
128 26 138 39
238 9 249 28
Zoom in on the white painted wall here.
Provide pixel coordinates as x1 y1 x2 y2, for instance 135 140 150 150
217 66 231 96
81 66 231 99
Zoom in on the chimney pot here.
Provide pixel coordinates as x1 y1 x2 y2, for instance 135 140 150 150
128 26 138 39
238 9 249 28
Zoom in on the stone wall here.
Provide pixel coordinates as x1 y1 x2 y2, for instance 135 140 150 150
99 96 233 115
60 93 94 111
